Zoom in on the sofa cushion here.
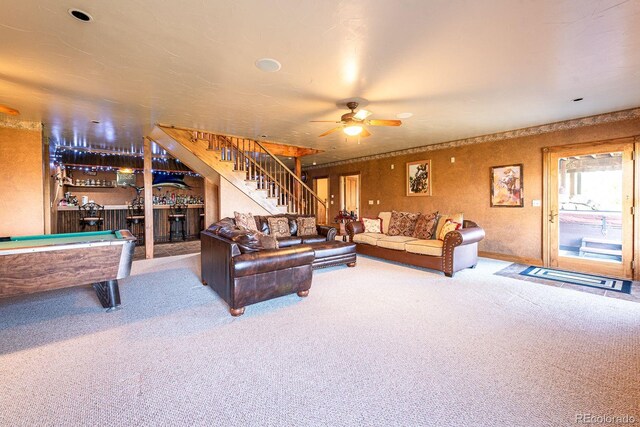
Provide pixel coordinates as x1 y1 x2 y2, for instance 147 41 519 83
296 217 317 236
268 217 291 238
233 231 279 253
276 236 303 247
353 232 385 246
233 246 315 278
303 241 356 259
435 213 464 239
234 211 259 231
301 235 326 244
376 235 418 251
361 217 382 233
413 212 439 239
438 219 462 240
378 212 392 234
387 211 420 236
405 239 444 257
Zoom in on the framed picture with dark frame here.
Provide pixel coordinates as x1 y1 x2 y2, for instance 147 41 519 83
406 160 432 196
490 164 524 207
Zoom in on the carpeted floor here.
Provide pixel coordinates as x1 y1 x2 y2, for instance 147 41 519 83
1 255 638 426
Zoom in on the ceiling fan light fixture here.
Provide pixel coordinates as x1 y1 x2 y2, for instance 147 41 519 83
343 125 363 136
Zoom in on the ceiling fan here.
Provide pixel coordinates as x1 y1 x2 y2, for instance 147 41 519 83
311 101 401 138
0 104 20 116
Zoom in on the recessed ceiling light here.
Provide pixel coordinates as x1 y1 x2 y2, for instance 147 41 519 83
396 112 413 119
255 58 282 72
68 8 93 22
261 134 267 138
572 97 584 102
312 162 317 165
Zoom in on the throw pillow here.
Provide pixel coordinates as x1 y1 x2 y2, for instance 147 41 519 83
257 232 279 249
296 217 317 236
234 211 259 231
438 219 462 240
387 211 420 237
435 213 463 240
378 212 392 234
412 212 439 239
361 217 382 233
267 217 291 238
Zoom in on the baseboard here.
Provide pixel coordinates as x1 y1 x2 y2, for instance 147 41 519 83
478 251 543 266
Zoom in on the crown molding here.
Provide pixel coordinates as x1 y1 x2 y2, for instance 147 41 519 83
0 116 42 131
305 107 640 170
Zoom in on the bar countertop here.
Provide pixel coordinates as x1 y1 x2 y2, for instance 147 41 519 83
57 204 204 211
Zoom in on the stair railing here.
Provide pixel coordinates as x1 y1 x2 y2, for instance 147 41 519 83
189 130 327 218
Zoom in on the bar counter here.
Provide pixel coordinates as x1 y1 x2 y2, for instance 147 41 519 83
56 204 204 243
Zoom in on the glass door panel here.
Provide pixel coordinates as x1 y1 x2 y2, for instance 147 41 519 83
557 153 622 264
547 140 633 278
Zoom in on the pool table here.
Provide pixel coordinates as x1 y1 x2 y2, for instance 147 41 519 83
0 230 136 311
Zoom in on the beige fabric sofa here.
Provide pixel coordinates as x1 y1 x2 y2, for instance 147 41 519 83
347 212 485 277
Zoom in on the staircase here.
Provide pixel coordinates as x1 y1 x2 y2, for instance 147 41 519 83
148 125 326 217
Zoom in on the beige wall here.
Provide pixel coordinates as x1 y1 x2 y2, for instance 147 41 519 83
306 118 640 263
219 178 271 219
0 125 44 236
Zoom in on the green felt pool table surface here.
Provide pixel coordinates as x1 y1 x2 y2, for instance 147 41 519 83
0 231 125 250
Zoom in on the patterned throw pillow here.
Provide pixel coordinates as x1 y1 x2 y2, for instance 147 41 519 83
257 232 279 249
387 211 420 236
361 217 382 233
296 217 317 236
412 212 439 239
234 211 259 231
267 217 291 238
438 219 462 240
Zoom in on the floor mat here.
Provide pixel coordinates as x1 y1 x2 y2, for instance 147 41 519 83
520 266 631 294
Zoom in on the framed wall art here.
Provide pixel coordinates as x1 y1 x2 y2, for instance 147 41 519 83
406 160 432 196
490 164 524 207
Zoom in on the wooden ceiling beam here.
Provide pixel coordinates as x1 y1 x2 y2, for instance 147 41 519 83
157 123 322 158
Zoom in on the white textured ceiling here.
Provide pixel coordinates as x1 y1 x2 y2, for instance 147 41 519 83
1 0 640 166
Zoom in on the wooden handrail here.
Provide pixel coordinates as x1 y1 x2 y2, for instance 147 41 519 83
251 139 326 206
161 123 327 215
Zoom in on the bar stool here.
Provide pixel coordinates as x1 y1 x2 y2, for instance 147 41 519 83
79 202 105 231
168 204 188 242
126 199 145 245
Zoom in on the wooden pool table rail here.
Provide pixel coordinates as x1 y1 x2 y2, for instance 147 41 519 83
0 230 136 311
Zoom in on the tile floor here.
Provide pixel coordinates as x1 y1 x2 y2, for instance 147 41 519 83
494 263 640 303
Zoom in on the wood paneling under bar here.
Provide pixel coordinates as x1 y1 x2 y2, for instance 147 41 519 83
56 207 204 244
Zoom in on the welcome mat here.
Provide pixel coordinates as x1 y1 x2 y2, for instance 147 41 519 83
519 266 632 294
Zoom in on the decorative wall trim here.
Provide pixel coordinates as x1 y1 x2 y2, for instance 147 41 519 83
0 116 42 131
306 107 640 170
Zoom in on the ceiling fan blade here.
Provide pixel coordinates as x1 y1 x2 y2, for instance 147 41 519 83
366 119 402 126
318 126 343 137
310 120 341 123
360 128 372 138
0 105 20 116
353 109 372 120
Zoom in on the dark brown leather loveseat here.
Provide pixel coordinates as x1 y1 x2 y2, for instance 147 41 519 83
201 215 355 316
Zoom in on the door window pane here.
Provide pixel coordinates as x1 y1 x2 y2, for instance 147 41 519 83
558 152 622 263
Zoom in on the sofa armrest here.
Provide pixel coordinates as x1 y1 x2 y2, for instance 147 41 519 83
345 221 363 241
316 225 337 241
233 246 315 278
443 226 485 250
